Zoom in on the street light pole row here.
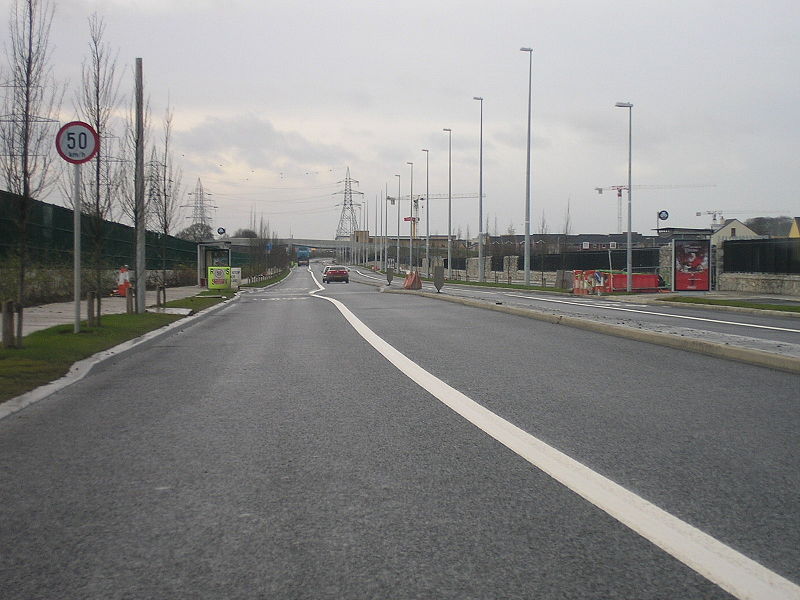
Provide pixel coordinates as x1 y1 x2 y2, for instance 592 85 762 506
381 49 631 290
615 102 634 292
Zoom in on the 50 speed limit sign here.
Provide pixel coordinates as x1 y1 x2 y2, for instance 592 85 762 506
55 121 99 164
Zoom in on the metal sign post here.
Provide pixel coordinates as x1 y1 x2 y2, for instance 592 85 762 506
55 121 100 333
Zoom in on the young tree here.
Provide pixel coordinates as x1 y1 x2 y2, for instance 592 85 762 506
537 209 549 235
0 0 63 347
562 198 573 235
148 105 183 291
78 13 121 318
118 85 150 227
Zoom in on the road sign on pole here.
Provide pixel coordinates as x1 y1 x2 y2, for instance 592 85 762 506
56 121 99 164
56 121 99 333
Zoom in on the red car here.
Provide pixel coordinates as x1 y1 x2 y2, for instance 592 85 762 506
323 265 349 283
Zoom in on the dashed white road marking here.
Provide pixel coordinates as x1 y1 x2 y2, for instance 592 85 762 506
307 269 799 600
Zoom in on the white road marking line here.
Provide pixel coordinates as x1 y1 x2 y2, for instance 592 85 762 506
504 293 800 334
308 282 799 600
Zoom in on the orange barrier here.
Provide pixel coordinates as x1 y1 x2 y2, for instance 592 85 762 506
403 271 422 290
116 266 131 297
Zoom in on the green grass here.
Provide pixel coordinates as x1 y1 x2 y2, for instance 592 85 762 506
241 269 290 288
421 277 570 294
655 296 800 313
0 312 184 403
163 289 237 312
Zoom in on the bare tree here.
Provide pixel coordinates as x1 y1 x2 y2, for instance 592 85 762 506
0 0 63 347
537 209 549 235
562 198 573 235
78 13 120 220
149 104 183 289
77 12 121 318
118 89 150 227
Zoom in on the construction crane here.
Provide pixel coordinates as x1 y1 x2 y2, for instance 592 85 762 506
595 184 715 233
395 193 480 238
695 209 783 227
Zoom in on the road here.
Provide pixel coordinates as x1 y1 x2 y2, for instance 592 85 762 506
349 267 800 358
1 266 798 599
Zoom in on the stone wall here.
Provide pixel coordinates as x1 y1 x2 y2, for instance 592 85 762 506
659 245 673 288
466 257 492 280
717 273 800 296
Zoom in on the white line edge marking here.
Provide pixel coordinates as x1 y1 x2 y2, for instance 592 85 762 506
504 293 800 334
307 272 799 600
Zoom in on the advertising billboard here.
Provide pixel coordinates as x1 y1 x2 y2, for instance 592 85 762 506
672 239 711 291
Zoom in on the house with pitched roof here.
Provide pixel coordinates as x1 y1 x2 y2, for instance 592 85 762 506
710 219 762 246
789 217 800 238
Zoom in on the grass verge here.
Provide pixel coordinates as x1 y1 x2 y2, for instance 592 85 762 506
425 278 570 294
241 269 290 289
163 289 238 312
0 312 184 404
655 296 800 313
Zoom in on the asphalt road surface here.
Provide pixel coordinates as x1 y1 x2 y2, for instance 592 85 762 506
1 266 798 599
350 267 800 357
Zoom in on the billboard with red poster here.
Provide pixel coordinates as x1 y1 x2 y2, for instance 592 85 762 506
672 239 711 291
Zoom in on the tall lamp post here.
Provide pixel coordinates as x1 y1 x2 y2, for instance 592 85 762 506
473 96 484 282
615 101 633 292
422 148 429 276
521 47 533 286
407 161 414 270
443 128 452 279
395 173 401 268
384 183 389 270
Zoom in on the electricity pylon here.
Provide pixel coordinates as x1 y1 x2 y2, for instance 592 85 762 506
334 167 363 240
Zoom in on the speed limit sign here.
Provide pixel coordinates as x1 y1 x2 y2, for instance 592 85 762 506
58 120 101 334
55 121 99 164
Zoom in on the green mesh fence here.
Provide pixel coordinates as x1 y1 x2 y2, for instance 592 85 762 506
0 190 253 270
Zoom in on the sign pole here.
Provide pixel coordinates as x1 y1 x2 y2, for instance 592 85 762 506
73 163 81 333
55 120 100 334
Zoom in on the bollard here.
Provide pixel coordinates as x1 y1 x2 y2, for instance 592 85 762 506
2 300 14 349
157 285 166 307
126 288 134 314
87 291 96 327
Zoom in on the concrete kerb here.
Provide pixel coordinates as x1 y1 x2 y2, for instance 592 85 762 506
383 287 800 375
0 292 244 422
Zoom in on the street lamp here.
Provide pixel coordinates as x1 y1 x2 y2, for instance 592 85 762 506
521 47 533 286
473 96 484 282
384 182 389 270
407 161 414 270
395 173 401 268
443 128 452 279
615 101 633 292
422 148 429 276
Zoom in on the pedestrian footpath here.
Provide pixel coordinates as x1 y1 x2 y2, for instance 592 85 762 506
19 285 203 337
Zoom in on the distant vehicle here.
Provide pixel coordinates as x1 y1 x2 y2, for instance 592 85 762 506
296 246 310 266
323 265 349 283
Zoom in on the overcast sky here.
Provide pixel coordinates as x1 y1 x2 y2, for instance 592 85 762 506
3 0 799 239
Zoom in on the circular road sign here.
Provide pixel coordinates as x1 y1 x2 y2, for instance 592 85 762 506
55 121 99 164
217 227 226 235
658 210 670 221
